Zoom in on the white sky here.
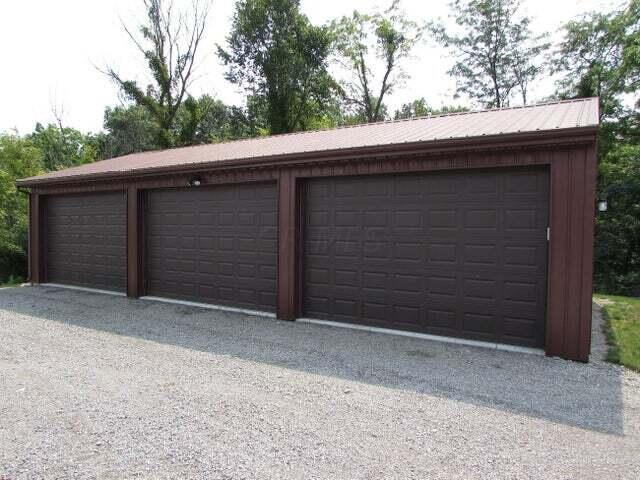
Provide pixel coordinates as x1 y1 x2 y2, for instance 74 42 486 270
0 0 619 135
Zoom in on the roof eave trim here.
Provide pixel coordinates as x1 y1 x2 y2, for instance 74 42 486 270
16 126 599 188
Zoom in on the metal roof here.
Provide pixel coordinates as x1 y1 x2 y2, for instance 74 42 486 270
18 97 599 186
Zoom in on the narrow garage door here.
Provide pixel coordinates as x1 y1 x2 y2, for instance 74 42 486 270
145 182 277 313
303 167 549 348
45 191 127 292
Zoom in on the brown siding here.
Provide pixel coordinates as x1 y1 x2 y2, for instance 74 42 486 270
580 143 598 360
546 145 597 362
28 193 42 283
127 186 143 298
276 170 298 320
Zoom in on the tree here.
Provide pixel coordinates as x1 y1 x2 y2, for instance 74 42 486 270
29 124 97 171
618 1 640 97
331 1 424 123
510 21 549 105
175 94 266 144
0 135 43 282
106 0 210 148
594 144 640 295
393 98 469 119
432 0 549 108
554 0 639 122
96 95 264 158
97 105 161 159
218 0 336 134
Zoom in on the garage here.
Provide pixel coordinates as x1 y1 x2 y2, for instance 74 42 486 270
19 98 598 361
145 183 277 312
303 168 549 348
44 191 126 292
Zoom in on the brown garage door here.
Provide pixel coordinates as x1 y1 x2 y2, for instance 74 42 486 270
45 191 127 292
303 167 549 348
145 182 277 312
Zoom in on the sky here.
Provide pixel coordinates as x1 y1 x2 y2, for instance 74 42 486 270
0 0 621 135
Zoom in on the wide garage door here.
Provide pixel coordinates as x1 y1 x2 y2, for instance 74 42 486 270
303 167 549 348
145 182 277 313
45 191 127 292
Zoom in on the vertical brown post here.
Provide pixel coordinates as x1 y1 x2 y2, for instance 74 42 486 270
545 144 597 362
277 170 298 320
578 142 598 361
29 193 42 284
126 185 142 298
27 193 32 283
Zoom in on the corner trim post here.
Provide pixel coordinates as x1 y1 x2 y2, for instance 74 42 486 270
276 170 298 320
126 185 143 298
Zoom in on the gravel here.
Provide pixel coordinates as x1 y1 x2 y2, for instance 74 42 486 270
1 285 639 479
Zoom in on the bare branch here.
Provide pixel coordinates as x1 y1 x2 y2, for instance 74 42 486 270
49 94 65 132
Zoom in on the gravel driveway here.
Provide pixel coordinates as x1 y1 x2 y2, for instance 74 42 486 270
1 285 639 479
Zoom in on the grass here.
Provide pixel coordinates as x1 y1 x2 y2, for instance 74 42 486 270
0 275 25 288
594 294 640 371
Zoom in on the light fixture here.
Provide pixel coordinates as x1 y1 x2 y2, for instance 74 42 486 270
188 175 203 187
597 199 608 212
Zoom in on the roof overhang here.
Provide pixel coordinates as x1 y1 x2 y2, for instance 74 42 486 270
16 126 598 189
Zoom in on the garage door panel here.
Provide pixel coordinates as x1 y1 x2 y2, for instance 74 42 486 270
362 270 389 289
505 171 549 198
502 316 539 342
462 312 496 335
504 244 542 268
362 301 389 321
303 168 549 348
305 296 330 316
463 243 498 267
425 308 457 328
46 192 126 292
146 183 277 312
391 306 422 327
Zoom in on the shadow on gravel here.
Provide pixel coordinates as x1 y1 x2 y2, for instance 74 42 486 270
0 286 625 436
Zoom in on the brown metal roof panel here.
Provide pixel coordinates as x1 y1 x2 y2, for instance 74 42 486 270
17 97 599 186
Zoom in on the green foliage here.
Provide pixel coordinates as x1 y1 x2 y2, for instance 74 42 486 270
0 134 44 282
433 0 549 107
97 105 162 158
596 294 640 371
594 144 640 295
29 123 97 171
393 98 469 119
0 275 25 288
218 0 337 134
619 1 640 96
331 1 424 122
554 0 639 120
175 95 266 144
95 96 265 159
598 110 640 159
